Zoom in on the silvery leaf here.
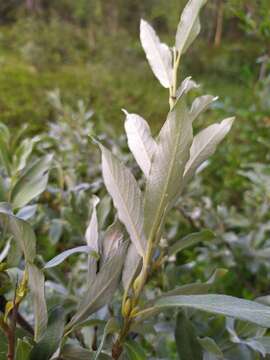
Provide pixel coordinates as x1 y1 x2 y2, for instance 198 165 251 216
156 294 270 328
66 241 127 331
190 95 218 123
157 269 227 298
27 263 48 342
11 154 53 209
99 144 146 257
0 202 36 262
175 76 199 103
124 110 157 177
140 19 172 88
102 221 124 262
175 0 208 56
44 246 91 269
16 205 37 221
85 195 100 279
122 243 142 291
183 117 234 184
144 78 195 240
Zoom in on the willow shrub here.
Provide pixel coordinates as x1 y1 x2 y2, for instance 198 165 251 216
1 1 270 359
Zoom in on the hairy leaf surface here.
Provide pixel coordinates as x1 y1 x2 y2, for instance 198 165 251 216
124 111 157 177
100 144 146 257
175 0 207 56
66 242 127 330
140 19 172 88
144 79 195 241
183 117 234 184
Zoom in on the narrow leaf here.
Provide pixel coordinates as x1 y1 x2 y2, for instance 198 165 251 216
169 229 215 256
124 111 157 177
16 205 37 220
156 294 270 328
190 95 218 123
175 76 199 106
44 245 91 269
100 144 146 257
29 306 65 360
27 263 48 341
175 0 207 56
183 117 234 184
85 196 99 250
102 221 125 262
66 242 127 331
140 19 172 88
122 243 142 290
94 318 119 360
175 310 203 360
85 195 100 278
144 79 195 241
11 154 53 209
0 202 36 262
159 269 227 298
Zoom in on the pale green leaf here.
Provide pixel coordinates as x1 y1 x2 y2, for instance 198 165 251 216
11 154 53 209
102 221 125 263
159 269 227 298
183 117 234 184
122 243 142 290
16 204 37 220
144 79 195 241
27 263 48 342
175 0 207 56
100 144 146 257
182 16 201 54
169 229 215 256
124 110 157 177
140 19 172 88
156 294 270 328
190 95 218 123
0 202 36 262
66 242 127 331
85 195 100 278
44 245 91 269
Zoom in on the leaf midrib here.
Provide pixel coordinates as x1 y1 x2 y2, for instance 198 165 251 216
143 23 171 86
104 153 145 256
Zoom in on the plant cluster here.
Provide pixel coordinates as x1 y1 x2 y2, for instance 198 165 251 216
1 1 270 360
